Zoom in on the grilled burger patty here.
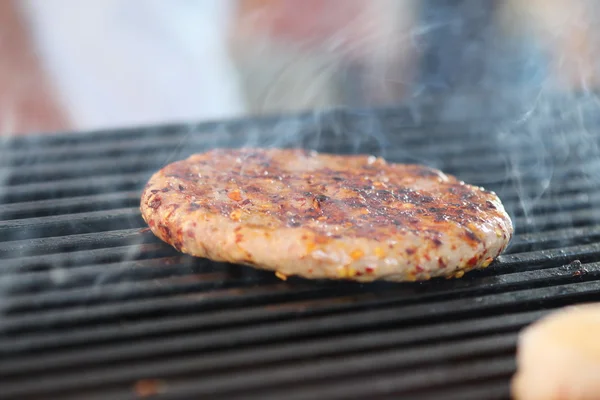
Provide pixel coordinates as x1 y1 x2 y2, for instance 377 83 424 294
140 148 513 282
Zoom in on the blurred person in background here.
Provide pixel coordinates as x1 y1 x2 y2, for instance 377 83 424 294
230 0 599 114
1 0 242 135
230 0 417 113
1 0 597 135
0 0 69 134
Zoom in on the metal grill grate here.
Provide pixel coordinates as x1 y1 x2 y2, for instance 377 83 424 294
2 104 600 400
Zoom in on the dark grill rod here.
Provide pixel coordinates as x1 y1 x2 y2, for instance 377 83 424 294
0 257 223 294
2 271 279 313
4 178 600 219
0 242 171 274
2 123 193 148
510 224 600 247
0 191 140 220
511 208 600 232
1 204 597 243
0 208 144 242
0 283 339 334
3 257 598 319
0 335 516 399
4 153 597 187
0 310 541 377
509 192 600 215
5 184 600 222
1 138 502 167
3 277 600 346
498 178 600 201
2 158 165 185
0 287 544 358
4 238 598 299
164 348 514 400
235 357 513 400
494 242 600 271
0 229 157 259
0 173 147 204
3 134 578 173
0 220 597 264
1 136 188 166
1 170 595 206
2 108 592 150
416 382 510 400
0 218 596 271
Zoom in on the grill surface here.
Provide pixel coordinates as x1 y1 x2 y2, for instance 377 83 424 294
2 100 600 399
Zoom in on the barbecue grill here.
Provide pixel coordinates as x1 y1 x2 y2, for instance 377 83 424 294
2 96 600 400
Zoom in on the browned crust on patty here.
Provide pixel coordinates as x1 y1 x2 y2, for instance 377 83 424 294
140 148 513 282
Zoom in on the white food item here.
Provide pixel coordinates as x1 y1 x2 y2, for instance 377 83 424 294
512 303 600 400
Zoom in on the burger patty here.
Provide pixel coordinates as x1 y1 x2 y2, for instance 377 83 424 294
140 148 513 282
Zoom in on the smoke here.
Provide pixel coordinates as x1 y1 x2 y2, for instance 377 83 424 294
224 0 600 242
2 0 600 290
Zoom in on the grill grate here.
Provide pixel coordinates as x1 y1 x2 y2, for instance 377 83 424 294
2 104 600 399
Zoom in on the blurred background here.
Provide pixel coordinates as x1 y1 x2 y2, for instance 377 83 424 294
1 0 598 136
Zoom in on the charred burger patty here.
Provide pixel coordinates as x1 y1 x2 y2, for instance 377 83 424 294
140 148 513 282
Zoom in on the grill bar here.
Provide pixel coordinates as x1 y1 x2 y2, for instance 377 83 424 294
1 239 595 298
2 253 595 316
1 138 500 167
2 159 600 224
2 268 598 351
0 310 541 375
1 204 597 245
0 242 172 273
0 208 144 242
3 152 597 187
2 107 600 399
0 191 139 220
0 256 205 293
416 383 511 400
3 238 595 305
0 173 146 204
233 357 514 400
1 352 516 399
2 132 581 169
2 167 596 206
3 179 600 223
0 229 158 258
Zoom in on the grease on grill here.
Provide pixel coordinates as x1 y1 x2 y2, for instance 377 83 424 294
134 379 166 397
569 260 589 277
